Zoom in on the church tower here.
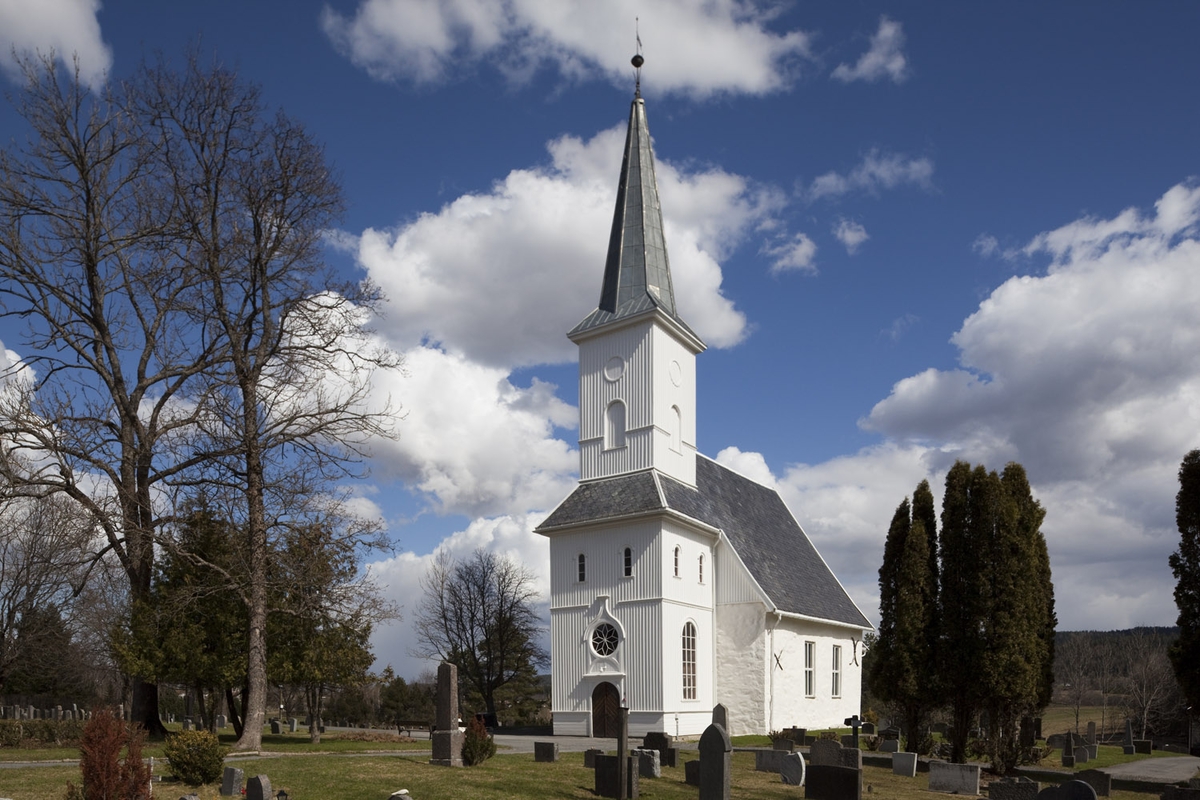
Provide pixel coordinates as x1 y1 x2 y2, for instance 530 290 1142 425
568 85 705 487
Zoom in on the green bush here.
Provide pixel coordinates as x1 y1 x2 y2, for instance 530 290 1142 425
461 717 495 766
0 721 23 747
162 729 228 786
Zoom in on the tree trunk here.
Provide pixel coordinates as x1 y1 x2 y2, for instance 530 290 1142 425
225 687 244 738
233 401 268 751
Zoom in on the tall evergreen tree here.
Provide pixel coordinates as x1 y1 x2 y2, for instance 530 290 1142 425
869 497 935 753
912 480 940 701
1168 449 1200 710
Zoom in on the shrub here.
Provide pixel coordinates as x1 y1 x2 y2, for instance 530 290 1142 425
79 709 127 800
162 729 228 786
461 717 495 766
0 721 22 748
122 723 151 800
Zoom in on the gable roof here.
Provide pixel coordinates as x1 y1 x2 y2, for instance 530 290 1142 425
537 455 871 629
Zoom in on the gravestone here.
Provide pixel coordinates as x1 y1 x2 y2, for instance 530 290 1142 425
633 748 660 778
430 662 464 767
712 704 728 730
1123 720 1134 748
584 748 603 768
861 722 875 735
880 739 899 753
781 752 805 786
289 718 298 733
534 741 558 762
1062 754 1075 768
643 732 675 767
809 738 842 767
929 761 980 795
1073 745 1089 764
1021 717 1035 749
1076 769 1111 797
841 735 856 748
220 767 245 796
270 719 281 735
183 718 194 732
839 747 862 771
1086 722 1096 745
245 775 272 800
774 737 796 751
1037 780 1098 800
1133 739 1151 754
892 752 917 778
805 765 860 800
699 723 732 800
1086 744 1098 760
216 715 227 729
685 760 700 786
662 747 678 768
594 755 638 799
844 715 862 749
756 749 786 772
991 777 1039 800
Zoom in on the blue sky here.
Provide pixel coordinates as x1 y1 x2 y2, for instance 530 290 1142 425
2 1 1199 679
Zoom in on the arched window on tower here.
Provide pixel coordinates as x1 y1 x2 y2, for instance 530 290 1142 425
698 553 704 584
673 546 680 578
682 621 697 700
671 405 682 453
605 400 626 450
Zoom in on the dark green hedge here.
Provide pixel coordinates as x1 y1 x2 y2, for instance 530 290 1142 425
0 718 86 747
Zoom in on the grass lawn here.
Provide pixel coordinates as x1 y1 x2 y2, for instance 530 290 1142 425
0 749 1184 800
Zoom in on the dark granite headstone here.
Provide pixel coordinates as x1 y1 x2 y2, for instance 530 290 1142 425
246 775 271 800
534 741 558 762
584 748 604 768
219 767 244 796
1076 769 1111 797
699 723 732 800
1037 780 1098 800
1134 739 1151 754
892 752 917 778
1073 745 1089 764
1021 717 1036 749
861 722 876 735
781 752 806 786
643 732 675 766
929 761 980 794
991 776 1039 800
712 703 728 730
756 749 786 772
594 755 638 799
805 765 861 800
1086 722 1096 745
269 719 280 735
839 747 862 770
685 760 700 786
1123 720 1134 748
809 738 843 766
430 662 463 767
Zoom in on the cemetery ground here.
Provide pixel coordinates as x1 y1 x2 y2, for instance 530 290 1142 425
2 740 1197 800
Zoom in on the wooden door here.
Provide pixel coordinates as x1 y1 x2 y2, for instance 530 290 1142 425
591 681 620 738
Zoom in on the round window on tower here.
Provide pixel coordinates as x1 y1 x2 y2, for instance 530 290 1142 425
591 622 619 656
604 356 625 381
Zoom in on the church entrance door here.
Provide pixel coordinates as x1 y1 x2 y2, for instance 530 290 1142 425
591 681 621 738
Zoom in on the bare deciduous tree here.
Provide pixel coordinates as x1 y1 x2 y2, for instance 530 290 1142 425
414 549 548 720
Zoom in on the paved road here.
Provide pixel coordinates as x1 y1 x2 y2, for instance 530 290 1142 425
1103 755 1200 783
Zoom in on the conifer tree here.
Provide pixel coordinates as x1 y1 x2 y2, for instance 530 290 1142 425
912 479 940 699
1168 449 1200 709
869 497 935 753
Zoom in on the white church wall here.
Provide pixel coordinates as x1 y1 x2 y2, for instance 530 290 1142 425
660 597 714 736
768 616 865 731
548 521 663 608
715 600 769 736
578 320 653 480
648 324 697 485
660 519 715 608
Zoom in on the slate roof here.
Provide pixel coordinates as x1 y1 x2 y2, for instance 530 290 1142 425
570 93 699 342
537 455 871 629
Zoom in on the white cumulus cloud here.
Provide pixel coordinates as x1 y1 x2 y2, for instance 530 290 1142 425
321 0 814 97
831 16 909 84
833 218 869 254
0 0 111 90
351 122 773 369
765 232 817 275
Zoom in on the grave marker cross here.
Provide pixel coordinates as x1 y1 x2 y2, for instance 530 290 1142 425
844 715 862 750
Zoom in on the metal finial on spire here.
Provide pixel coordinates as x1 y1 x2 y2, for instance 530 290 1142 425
633 18 643 96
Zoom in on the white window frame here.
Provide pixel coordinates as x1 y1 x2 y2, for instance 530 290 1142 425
831 644 842 698
623 546 633 578
673 546 680 578
604 400 626 449
698 553 704 584
577 553 586 582
804 640 815 697
682 621 697 700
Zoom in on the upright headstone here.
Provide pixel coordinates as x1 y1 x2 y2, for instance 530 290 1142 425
699 723 732 800
1086 722 1096 745
991 777 1040 800
584 748 604 768
643 732 675 767
928 761 981 795
755 749 786 773
685 760 700 786
712 704 728 731
1037 780 1098 800
1021 717 1035 749
809 738 843 767
839 747 862 771
220 767 245 796
1076 769 1111 797
633 748 661 779
534 741 559 762
289 718 298 733
1122 720 1135 755
617 707 629 800
880 739 899 753
892 752 917 778
183 718 194 732
1133 739 1151 754
1073 745 1089 764
805 765 861 800
594 755 638 799
430 662 463 767
216 714 227 729
245 775 272 800
844 715 862 750
861 722 876 735
270 719 281 735
781 751 806 786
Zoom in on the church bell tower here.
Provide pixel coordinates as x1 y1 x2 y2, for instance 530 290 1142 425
568 76 706 486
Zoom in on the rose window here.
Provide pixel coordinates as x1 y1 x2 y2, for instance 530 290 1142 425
591 623 619 656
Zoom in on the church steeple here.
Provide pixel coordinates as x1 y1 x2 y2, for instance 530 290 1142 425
570 81 701 345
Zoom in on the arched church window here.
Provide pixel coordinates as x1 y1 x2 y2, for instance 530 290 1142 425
623 546 633 577
591 622 619 656
671 405 682 453
682 621 697 700
577 553 586 582
605 400 626 449
698 554 704 584
673 546 680 578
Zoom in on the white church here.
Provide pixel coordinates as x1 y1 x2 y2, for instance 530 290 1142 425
536 81 873 738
